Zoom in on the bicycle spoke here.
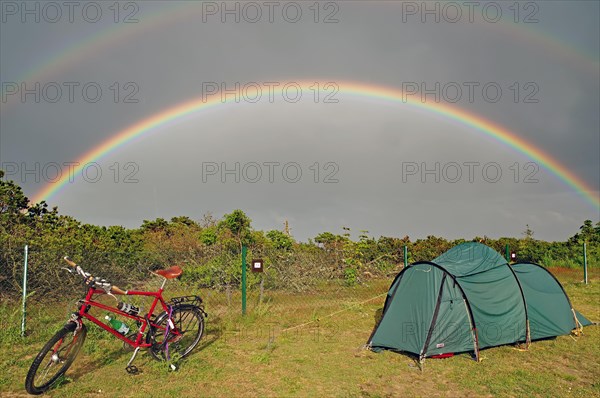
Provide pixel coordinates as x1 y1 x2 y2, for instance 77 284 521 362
149 306 203 360
177 311 196 334
26 323 87 395
36 338 65 384
37 359 55 385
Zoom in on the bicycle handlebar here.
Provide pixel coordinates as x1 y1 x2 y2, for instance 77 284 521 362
63 256 127 295
110 286 127 295
63 256 77 268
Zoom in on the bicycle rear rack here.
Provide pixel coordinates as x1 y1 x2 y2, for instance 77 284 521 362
169 295 203 307
169 295 207 318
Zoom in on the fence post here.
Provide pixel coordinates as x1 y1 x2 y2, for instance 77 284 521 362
241 245 247 315
505 244 510 262
21 245 28 337
403 245 408 267
583 242 587 285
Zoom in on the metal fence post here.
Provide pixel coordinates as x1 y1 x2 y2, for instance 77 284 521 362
21 245 28 337
583 242 588 285
241 245 247 315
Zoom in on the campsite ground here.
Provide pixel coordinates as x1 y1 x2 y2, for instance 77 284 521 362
1 268 598 397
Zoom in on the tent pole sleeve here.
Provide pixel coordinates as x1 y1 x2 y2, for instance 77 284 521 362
507 263 530 347
413 261 481 362
403 261 481 361
421 274 447 359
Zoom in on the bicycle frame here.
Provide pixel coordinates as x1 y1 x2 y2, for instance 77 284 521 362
25 260 202 394
76 281 174 350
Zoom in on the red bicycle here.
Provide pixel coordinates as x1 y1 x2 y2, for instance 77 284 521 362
25 256 207 395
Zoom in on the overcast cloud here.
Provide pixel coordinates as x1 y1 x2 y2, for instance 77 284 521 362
1 1 598 241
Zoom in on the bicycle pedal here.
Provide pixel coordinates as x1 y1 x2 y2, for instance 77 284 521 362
125 365 140 375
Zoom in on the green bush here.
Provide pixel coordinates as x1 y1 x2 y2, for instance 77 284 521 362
344 267 358 286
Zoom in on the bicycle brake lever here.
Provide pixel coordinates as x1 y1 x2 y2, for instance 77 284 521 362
106 291 118 303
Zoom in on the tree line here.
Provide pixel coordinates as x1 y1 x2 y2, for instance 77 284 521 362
1 170 598 298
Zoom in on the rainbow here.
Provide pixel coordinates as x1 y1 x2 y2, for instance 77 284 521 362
31 81 599 209
2 3 598 106
0 2 189 105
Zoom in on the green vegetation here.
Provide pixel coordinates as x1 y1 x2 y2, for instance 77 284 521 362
1 170 599 396
0 271 598 397
1 169 599 300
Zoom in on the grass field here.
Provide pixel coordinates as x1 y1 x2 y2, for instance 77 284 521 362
1 268 598 397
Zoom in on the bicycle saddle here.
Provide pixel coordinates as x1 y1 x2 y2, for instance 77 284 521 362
155 265 183 279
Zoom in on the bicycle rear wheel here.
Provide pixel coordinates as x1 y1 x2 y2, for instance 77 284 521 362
25 322 87 395
147 305 204 361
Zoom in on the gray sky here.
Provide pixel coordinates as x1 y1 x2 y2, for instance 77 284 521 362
1 1 599 241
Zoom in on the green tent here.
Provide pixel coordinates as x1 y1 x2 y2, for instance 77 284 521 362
367 242 591 362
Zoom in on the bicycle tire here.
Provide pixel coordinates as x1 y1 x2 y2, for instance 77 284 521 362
147 304 205 361
25 322 87 395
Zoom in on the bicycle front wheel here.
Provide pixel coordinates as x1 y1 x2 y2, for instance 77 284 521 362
147 305 205 361
25 322 87 395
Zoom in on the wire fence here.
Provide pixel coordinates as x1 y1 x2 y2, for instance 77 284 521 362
0 245 398 339
1 241 592 342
